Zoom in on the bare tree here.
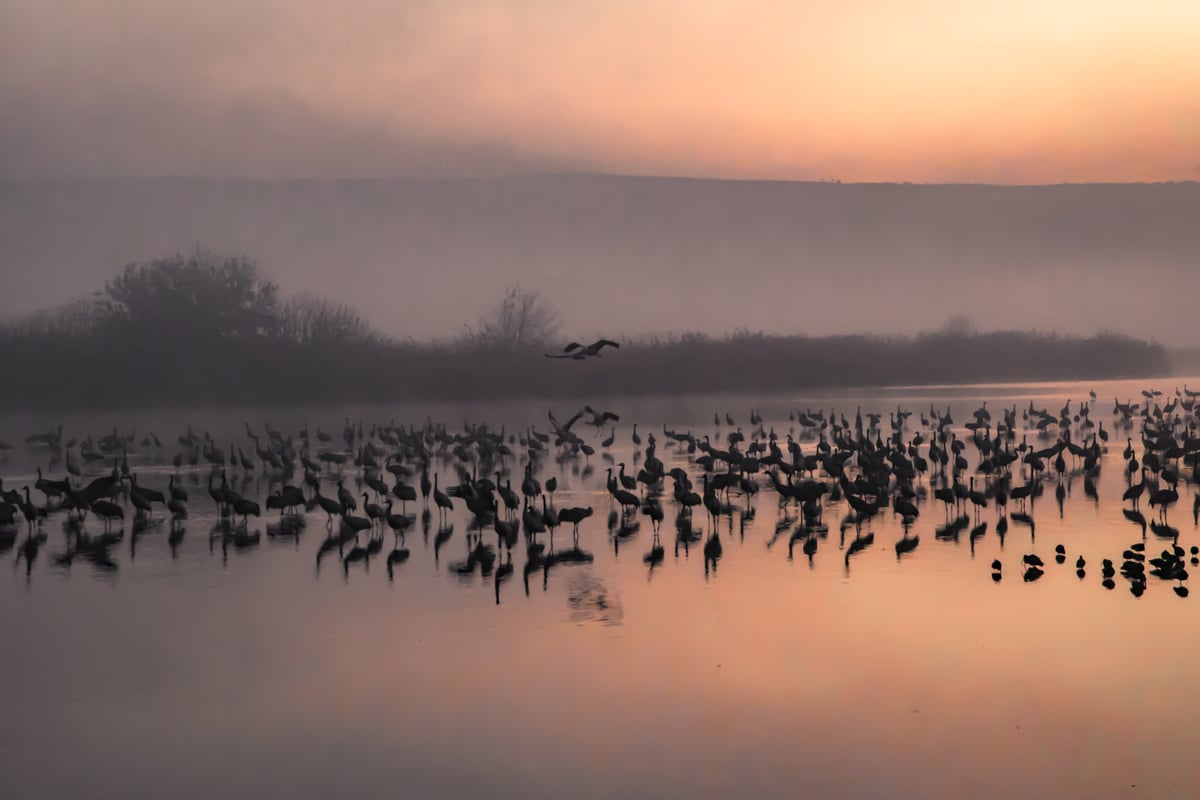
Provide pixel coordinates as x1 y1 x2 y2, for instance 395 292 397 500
940 314 976 337
277 295 379 345
464 287 560 349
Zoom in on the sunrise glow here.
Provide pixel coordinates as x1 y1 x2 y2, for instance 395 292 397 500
5 0 1200 182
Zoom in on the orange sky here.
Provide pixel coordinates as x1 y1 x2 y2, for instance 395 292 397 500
4 0 1200 182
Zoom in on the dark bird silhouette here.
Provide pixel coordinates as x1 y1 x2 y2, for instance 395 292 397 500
545 339 620 359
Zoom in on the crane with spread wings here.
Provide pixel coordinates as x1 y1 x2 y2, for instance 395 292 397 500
548 408 586 445
548 406 620 444
544 339 620 360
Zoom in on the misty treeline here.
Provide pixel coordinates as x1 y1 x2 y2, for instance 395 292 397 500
2 251 378 346
0 250 1169 410
0 250 561 350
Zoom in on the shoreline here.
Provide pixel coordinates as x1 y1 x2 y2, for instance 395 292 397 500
0 368 1182 415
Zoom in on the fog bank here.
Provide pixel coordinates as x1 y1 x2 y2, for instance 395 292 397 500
2 175 1198 343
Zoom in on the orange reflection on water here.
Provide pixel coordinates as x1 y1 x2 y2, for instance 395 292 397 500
2 378 1200 798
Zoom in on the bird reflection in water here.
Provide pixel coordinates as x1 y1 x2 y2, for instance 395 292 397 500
266 514 305 547
4 387 1200 607
433 522 454 565
566 573 622 626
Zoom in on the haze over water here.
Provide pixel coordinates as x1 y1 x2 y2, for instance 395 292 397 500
5 2 1200 798
5 2 1200 342
3 377 1198 800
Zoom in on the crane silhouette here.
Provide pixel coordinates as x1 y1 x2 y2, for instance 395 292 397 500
544 339 620 359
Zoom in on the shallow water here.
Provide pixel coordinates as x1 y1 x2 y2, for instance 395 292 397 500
2 377 1198 800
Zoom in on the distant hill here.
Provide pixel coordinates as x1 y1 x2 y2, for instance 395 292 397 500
1 175 1197 342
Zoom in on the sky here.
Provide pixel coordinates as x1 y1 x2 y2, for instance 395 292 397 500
4 0 1200 183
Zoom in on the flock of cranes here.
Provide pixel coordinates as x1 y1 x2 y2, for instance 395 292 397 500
5 383 1200 602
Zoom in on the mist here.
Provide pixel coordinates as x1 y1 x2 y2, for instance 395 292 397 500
8 6 1200 799
5 1 1200 184
2 175 1199 344
4 1 1200 342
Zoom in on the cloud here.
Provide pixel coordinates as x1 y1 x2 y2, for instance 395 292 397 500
0 0 593 179
4 0 1200 182
0 82 588 179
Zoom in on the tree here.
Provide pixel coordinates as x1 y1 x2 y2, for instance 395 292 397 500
0 296 112 341
940 314 976 338
104 249 279 339
464 287 560 349
277 295 379 345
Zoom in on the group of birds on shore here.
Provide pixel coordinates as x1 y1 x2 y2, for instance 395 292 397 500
5 383 1200 602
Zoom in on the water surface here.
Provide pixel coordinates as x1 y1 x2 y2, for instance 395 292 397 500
2 377 1196 799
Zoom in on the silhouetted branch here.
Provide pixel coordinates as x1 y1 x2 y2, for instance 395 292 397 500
462 287 560 350
276 294 380 345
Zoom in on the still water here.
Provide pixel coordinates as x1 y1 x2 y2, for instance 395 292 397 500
2 378 1198 799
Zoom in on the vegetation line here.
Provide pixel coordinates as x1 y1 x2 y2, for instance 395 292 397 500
0 249 1169 410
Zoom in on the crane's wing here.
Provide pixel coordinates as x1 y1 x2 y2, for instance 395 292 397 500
595 339 620 350
562 342 583 353
562 408 586 431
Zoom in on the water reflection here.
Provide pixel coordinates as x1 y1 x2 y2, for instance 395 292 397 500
4 378 1200 799
5 386 1199 604
566 574 623 626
